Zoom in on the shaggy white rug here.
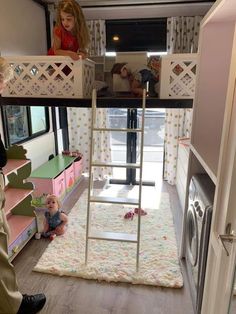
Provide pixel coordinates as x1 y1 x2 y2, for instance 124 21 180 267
34 189 183 288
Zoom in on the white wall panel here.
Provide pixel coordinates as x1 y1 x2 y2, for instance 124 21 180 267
24 133 55 171
0 0 47 56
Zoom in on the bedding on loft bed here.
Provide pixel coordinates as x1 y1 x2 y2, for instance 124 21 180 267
112 53 197 99
1 54 197 101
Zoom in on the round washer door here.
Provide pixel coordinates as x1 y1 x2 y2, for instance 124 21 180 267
186 204 199 266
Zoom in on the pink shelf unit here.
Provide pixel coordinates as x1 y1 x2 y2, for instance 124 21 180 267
8 215 36 260
3 159 30 176
4 188 34 217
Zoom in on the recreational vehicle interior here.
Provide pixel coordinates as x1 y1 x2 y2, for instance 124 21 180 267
0 0 236 314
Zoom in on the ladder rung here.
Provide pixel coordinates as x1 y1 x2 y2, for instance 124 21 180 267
91 161 140 168
93 127 142 132
90 195 139 205
88 230 137 243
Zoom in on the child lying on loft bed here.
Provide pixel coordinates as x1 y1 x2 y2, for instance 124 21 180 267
111 58 160 97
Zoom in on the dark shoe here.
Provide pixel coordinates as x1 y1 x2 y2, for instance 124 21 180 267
17 293 46 314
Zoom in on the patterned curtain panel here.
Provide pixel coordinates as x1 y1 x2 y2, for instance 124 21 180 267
87 20 106 56
67 20 110 179
67 108 112 180
163 16 203 185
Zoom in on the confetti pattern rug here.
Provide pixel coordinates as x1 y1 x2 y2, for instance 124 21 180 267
34 190 183 288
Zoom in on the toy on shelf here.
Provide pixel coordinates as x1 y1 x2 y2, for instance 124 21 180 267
62 150 83 159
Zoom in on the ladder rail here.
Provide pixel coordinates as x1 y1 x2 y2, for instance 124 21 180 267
136 89 146 272
85 88 96 265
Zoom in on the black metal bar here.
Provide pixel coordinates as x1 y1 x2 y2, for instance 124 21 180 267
51 107 58 156
130 109 137 185
0 106 10 148
0 96 193 109
109 179 130 185
59 107 69 150
126 109 133 182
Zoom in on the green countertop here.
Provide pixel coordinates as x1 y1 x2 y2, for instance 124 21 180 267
30 155 76 179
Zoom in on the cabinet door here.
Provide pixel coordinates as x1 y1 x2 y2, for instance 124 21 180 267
201 77 236 313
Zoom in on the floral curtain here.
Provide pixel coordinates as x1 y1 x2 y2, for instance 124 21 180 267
67 107 112 180
67 19 111 180
163 16 203 185
86 20 106 56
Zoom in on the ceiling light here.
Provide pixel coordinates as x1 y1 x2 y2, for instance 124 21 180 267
113 35 120 41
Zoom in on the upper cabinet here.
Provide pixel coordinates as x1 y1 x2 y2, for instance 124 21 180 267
190 0 236 183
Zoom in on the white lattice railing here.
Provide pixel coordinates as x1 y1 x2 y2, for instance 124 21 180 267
159 53 198 99
2 56 95 98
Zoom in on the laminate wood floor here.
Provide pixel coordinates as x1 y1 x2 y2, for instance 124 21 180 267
12 177 194 314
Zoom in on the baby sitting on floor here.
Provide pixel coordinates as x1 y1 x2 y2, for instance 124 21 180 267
41 194 68 240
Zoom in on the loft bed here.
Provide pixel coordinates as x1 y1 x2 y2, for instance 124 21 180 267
0 54 197 108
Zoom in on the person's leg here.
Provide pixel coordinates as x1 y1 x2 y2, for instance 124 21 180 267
0 229 47 314
54 224 67 236
139 69 158 97
0 231 22 314
148 78 158 97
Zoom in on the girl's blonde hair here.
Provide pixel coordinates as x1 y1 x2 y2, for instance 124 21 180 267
46 194 62 209
56 0 90 51
0 57 13 82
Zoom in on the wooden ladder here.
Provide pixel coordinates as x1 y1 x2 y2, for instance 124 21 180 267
85 89 146 272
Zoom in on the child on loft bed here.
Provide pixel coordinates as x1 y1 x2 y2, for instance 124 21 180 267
111 62 159 97
48 0 90 60
41 194 68 241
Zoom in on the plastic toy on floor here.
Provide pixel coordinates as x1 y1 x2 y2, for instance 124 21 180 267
134 208 147 216
50 234 56 241
124 208 147 220
124 211 134 220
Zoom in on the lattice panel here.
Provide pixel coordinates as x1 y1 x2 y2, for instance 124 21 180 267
83 63 95 97
159 53 198 99
3 56 95 98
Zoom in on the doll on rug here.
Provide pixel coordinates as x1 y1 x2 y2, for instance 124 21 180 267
41 194 68 240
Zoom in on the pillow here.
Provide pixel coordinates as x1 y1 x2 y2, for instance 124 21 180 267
147 56 161 81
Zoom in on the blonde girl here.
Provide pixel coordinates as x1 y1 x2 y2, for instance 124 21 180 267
48 0 90 60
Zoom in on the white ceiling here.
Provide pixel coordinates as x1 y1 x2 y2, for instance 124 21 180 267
42 0 216 20
77 0 213 5
42 0 215 5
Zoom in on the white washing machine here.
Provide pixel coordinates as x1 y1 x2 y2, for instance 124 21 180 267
185 174 215 314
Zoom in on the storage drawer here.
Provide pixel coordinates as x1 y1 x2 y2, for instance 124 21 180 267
8 218 37 259
53 171 66 198
30 177 54 197
64 164 75 191
74 158 83 181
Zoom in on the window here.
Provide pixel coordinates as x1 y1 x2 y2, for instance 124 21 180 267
106 18 167 52
2 106 49 146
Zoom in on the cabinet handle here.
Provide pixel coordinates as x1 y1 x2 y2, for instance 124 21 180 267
218 232 236 256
